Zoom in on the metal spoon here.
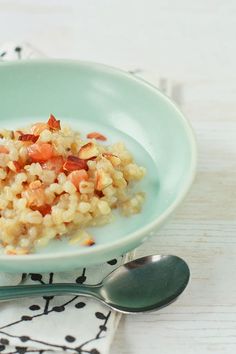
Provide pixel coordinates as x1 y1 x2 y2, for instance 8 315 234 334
0 255 190 313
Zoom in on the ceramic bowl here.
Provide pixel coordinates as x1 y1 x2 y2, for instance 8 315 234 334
0 60 197 272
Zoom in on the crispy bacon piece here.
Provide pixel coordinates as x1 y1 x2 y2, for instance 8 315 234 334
31 204 52 216
95 190 104 198
42 156 64 174
63 155 88 172
13 161 21 172
19 134 39 143
67 170 88 189
8 161 21 172
47 114 61 131
27 142 53 162
86 132 107 141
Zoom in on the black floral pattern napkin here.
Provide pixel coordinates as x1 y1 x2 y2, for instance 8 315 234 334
0 42 133 354
0 258 128 354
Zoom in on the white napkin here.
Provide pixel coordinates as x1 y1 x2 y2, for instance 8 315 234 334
0 42 181 354
0 42 182 106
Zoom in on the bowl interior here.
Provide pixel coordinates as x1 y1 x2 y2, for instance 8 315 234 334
0 61 196 267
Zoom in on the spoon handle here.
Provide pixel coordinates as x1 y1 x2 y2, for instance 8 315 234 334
0 283 100 301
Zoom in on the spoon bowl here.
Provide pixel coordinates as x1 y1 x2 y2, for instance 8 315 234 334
98 255 190 313
0 255 190 313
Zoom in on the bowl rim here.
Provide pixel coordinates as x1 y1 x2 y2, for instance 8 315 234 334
0 59 197 261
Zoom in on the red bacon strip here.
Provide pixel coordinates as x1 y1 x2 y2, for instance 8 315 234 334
19 134 39 143
47 114 61 131
63 155 88 172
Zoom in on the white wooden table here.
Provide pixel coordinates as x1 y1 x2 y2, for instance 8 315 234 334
0 1 236 353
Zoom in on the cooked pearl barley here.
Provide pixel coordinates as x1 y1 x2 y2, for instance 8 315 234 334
63 181 77 194
87 160 96 169
0 121 145 254
25 163 42 176
58 172 67 185
21 211 43 224
39 129 52 142
4 187 15 201
49 183 63 194
43 214 53 227
40 170 56 184
103 185 116 197
13 197 27 209
124 163 146 181
79 181 94 194
19 238 30 248
78 202 91 213
51 208 64 225
28 226 38 240
15 172 27 184
62 210 75 223
0 198 8 209
44 189 55 204
2 209 15 218
0 168 7 180
97 200 111 215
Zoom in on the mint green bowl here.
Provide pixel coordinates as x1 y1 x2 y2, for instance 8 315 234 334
0 60 196 273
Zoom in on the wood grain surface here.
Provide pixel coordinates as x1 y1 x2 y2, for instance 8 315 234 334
0 1 235 353
112 80 236 354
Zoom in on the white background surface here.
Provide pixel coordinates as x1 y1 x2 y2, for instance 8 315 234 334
1 1 236 353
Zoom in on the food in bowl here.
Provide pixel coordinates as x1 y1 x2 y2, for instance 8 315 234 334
0 115 145 255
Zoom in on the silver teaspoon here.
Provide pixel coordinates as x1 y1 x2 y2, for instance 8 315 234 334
0 255 190 313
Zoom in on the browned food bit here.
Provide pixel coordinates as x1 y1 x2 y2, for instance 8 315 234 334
87 132 107 141
7 161 21 172
13 161 22 172
78 142 99 160
102 152 115 157
0 145 9 154
31 204 52 216
82 238 95 247
19 134 39 143
95 190 104 198
63 155 88 172
47 114 61 131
